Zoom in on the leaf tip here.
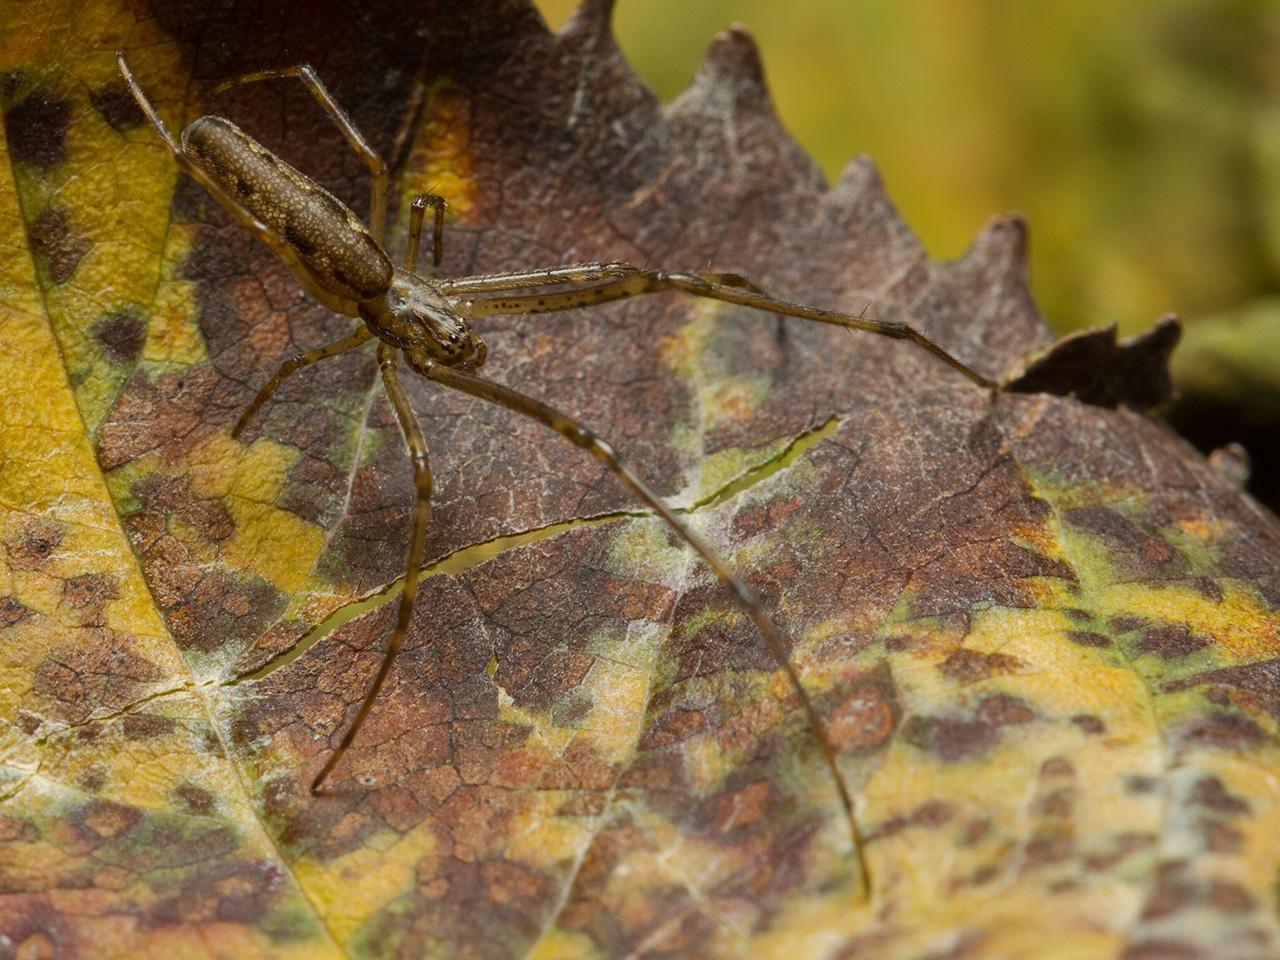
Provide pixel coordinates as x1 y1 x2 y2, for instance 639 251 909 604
966 214 1030 275
833 154 887 201
695 24 768 95
560 0 617 38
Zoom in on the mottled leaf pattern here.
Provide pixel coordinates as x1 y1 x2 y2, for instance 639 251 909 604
1 2 1278 959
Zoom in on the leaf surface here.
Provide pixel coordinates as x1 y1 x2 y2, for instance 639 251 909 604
2 2 1279 958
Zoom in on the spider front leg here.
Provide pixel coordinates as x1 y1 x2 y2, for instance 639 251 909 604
213 64 390 243
312 343 434 793
454 266 993 388
438 262 763 296
117 54 298 264
422 362 870 894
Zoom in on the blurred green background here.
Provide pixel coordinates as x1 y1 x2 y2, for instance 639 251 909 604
535 0 1280 507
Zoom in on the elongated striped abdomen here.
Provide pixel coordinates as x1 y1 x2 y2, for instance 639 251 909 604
181 116 392 302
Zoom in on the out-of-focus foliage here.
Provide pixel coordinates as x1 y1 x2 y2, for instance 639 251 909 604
538 0 1280 342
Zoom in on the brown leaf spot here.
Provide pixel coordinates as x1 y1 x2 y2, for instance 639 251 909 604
89 81 146 131
1120 941 1203 960
938 648 1023 684
148 859 284 927
483 859 555 913
828 676 898 753
1181 711 1264 750
1109 615 1149 633
1138 624 1209 660
1064 507 1186 578
1036 788 1074 819
1022 833 1073 868
1191 576 1223 603
1187 775 1249 815
0 596 30 627
133 471 236 545
1040 756 1075 778
32 638 163 723
639 707 706 750
4 517 65 570
74 800 141 844
1206 880 1255 914
903 715 996 762
93 310 146 364
1202 821 1243 854
121 712 175 740
870 800 956 842
452 721 533 786
5 89 70 168
97 365 218 471
494 636 595 713
708 780 772 833
61 572 121 626
0 815 37 842
1066 630 1112 648
29 206 91 283
1083 831 1156 871
1125 774 1161 794
962 818 990 846
905 693 1034 761
1139 861 1215 923
1070 713 1106 734
976 693 1034 726
1165 658 1280 724
955 863 1002 890
77 765 107 793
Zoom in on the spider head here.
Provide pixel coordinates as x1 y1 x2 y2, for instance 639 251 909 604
361 272 486 369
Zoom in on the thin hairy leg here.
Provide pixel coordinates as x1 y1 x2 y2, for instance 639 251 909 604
438 261 762 296
312 344 433 793
232 329 374 438
423 362 869 893
213 64 390 243
454 267 992 388
117 54 298 261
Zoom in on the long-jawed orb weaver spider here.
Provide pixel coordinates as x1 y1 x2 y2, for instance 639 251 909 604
117 53 996 891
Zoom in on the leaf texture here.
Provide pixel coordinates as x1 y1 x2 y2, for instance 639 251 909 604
1 2 1278 958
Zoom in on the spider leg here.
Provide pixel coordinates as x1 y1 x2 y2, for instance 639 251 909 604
405 194 447 271
212 64 389 243
424 363 870 894
438 261 763 296
117 54 302 265
454 267 993 388
232 329 373 438
312 343 433 793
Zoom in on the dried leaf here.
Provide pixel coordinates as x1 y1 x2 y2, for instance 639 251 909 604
2 2 1278 959
1003 316 1181 411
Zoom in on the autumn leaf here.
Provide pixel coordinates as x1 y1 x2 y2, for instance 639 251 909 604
3 2 1279 958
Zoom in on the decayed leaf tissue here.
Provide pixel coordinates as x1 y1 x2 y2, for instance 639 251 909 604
1 2 1278 958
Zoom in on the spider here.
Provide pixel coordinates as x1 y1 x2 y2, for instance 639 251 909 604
117 54 995 889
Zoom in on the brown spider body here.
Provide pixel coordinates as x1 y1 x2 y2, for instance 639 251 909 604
117 53 998 895
182 114 483 368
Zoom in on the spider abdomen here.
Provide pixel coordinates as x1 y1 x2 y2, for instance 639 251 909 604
181 115 392 302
